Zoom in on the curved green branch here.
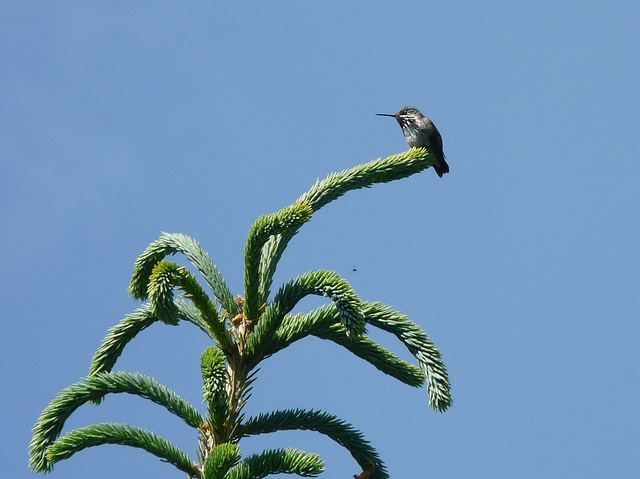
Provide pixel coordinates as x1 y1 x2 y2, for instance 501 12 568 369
226 448 324 479
277 270 365 335
362 302 452 412
129 232 237 316
147 261 230 349
297 148 435 212
147 261 184 325
241 409 387 479
257 232 294 306
314 323 424 387
88 301 213 379
250 270 365 357
88 303 157 376
248 305 423 387
257 149 434 306
246 305 336 364
46 423 198 477
30 371 204 473
244 202 313 320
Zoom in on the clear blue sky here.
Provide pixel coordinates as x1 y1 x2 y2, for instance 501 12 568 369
2 2 639 478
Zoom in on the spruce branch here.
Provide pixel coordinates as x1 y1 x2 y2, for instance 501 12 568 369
244 202 314 320
313 323 425 387
146 261 179 325
259 300 453 411
30 371 204 473
88 303 157 376
257 232 293 304
129 232 237 316
362 302 452 412
250 270 365 358
297 148 435 212
203 442 242 479
88 300 213 379
147 261 231 349
201 347 229 430
276 270 365 335
257 149 434 305
246 305 336 365
241 409 387 479
226 448 324 479
46 423 198 478
247 305 423 387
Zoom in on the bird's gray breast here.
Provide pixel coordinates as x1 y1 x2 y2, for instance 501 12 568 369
402 124 428 148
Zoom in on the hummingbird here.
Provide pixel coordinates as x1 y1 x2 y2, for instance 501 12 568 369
377 106 449 177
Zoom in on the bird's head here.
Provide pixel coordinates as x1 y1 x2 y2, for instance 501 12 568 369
376 106 425 128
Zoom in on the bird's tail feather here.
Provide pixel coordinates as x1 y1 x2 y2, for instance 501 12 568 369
433 158 450 178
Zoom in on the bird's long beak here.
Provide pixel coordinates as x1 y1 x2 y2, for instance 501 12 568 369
376 113 396 117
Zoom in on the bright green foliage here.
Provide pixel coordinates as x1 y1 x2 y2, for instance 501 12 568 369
201 347 229 430
298 147 436 211
30 148 451 479
226 449 324 479
88 301 214 378
129 232 238 316
244 201 314 320
252 269 367 343
147 260 230 348
362 301 452 412
204 443 242 479
48 423 198 477
29 371 204 473
242 409 386 477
